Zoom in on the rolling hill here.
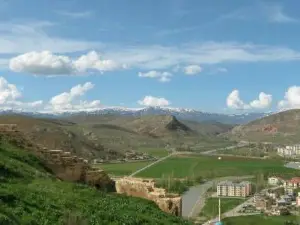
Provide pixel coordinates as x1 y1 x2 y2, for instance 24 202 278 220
228 109 300 144
0 129 192 225
0 114 234 161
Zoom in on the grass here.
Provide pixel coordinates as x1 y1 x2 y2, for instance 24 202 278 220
223 215 298 225
94 161 151 176
0 138 192 225
200 198 245 220
138 147 169 158
136 155 300 178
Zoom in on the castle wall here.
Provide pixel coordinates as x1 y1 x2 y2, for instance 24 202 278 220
116 177 182 216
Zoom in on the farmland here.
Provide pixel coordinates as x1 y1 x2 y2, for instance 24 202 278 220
97 161 151 176
136 155 300 179
200 198 245 220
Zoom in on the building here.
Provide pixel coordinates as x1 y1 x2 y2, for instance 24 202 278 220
217 181 252 197
268 176 282 186
283 177 300 193
277 144 300 157
255 197 272 210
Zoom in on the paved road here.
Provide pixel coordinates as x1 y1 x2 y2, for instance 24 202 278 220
129 152 175 177
182 175 254 219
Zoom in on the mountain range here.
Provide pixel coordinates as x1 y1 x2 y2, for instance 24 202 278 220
0 107 272 124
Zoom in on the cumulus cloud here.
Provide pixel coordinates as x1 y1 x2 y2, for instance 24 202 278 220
278 86 300 109
9 51 124 75
0 77 43 110
226 90 249 110
227 89 272 110
138 71 172 82
49 82 101 111
184 65 202 75
138 96 170 107
74 51 124 73
9 51 75 75
249 92 272 109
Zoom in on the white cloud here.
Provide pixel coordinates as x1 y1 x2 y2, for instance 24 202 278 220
9 51 75 75
249 92 272 109
226 90 249 110
138 71 172 82
0 77 43 110
278 86 300 110
184 65 202 75
49 82 101 111
56 10 93 19
266 5 297 23
103 42 300 70
9 51 123 75
0 20 100 54
74 51 124 73
227 90 272 110
138 96 170 107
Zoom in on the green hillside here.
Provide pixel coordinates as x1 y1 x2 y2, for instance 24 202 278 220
0 137 191 225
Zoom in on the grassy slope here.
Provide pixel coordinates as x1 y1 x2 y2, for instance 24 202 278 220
223 215 297 225
0 139 192 225
136 155 300 178
200 198 245 219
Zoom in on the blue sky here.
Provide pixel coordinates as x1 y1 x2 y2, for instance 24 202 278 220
1 0 300 113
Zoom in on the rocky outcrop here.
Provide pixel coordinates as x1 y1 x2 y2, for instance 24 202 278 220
115 177 182 216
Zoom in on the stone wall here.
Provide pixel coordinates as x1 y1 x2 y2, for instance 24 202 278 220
115 177 182 216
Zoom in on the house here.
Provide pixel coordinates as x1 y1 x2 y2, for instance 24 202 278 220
284 177 300 195
268 176 282 186
255 197 272 210
217 181 252 197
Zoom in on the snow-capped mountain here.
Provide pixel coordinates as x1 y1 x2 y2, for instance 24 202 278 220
0 107 272 124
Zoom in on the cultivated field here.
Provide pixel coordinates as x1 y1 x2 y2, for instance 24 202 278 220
200 198 245 220
136 155 300 178
97 161 151 176
223 215 297 225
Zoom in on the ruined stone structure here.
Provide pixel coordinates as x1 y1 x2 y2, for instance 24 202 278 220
0 124 17 132
115 177 182 216
0 126 115 191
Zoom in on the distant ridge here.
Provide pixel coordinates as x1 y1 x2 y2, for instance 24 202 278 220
0 107 272 124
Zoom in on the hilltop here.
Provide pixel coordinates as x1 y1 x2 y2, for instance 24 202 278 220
228 109 300 144
0 129 191 225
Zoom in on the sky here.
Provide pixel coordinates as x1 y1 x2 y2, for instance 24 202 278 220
1 0 300 113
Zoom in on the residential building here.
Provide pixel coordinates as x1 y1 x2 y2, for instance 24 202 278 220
277 144 300 157
217 181 252 197
283 177 300 194
268 176 282 186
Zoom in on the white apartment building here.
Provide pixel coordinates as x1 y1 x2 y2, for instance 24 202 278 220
217 181 252 197
277 144 300 157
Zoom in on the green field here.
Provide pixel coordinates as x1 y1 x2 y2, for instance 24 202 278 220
200 198 245 220
223 215 297 225
137 155 300 178
138 147 169 158
97 161 151 176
